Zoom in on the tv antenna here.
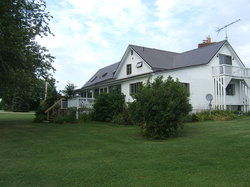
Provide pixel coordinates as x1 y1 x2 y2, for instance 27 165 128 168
216 19 241 40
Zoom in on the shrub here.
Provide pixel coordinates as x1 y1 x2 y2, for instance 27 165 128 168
93 91 125 122
130 76 192 139
54 107 77 124
34 100 48 122
210 110 236 121
184 113 199 122
245 111 250 116
0 100 2 110
190 110 236 122
112 113 125 125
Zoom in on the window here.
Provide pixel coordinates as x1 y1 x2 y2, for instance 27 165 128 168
87 90 92 98
91 76 97 82
109 85 121 93
82 91 87 98
104 87 108 93
94 88 99 97
226 84 235 95
130 82 142 95
219 54 232 65
131 50 133 56
136 61 143 68
102 73 108 77
181 83 190 96
127 64 132 75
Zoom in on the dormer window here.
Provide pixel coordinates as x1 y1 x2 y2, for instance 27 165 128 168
102 73 108 77
136 61 143 68
131 50 133 56
219 54 232 65
91 76 97 82
127 64 132 75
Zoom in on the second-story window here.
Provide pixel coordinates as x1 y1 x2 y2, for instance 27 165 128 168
219 54 232 65
127 64 132 75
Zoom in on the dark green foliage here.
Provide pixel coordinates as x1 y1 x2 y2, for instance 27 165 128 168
0 100 2 110
0 0 55 111
78 107 94 122
93 92 125 122
34 84 60 122
129 76 192 139
184 113 199 122
62 83 77 99
54 108 77 124
33 100 48 122
11 94 30 112
112 106 133 125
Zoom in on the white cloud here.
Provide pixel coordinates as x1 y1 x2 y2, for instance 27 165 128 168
38 0 250 90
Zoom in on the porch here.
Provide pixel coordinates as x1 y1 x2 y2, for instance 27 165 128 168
212 65 250 111
61 97 95 109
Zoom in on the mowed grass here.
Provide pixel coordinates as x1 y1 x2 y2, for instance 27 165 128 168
0 114 250 186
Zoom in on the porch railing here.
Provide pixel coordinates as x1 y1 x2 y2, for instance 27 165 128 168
64 97 94 109
212 65 250 78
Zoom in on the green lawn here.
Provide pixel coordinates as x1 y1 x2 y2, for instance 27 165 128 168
0 113 250 186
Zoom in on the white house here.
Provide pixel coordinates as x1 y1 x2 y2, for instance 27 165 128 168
72 38 250 112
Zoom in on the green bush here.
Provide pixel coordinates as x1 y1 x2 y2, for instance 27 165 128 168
93 91 125 122
184 113 199 122
112 113 125 125
34 100 48 122
130 76 192 139
0 100 2 110
245 111 250 116
54 108 77 124
191 110 236 122
210 110 236 121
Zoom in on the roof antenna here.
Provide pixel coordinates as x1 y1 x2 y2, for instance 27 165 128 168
216 19 241 40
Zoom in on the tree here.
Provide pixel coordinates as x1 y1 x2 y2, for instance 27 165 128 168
62 83 77 99
129 76 192 139
0 0 55 111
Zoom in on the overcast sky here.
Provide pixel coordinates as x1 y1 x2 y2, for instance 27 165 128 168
38 0 250 90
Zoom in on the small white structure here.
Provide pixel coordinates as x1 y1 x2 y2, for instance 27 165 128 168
74 38 250 112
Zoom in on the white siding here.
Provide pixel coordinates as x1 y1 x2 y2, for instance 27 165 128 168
116 48 153 79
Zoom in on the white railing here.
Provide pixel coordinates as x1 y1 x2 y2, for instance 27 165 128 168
64 97 95 109
212 65 250 77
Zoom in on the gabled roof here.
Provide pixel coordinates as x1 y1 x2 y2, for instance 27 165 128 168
82 40 227 88
83 62 119 87
130 40 227 70
129 45 178 70
172 40 227 69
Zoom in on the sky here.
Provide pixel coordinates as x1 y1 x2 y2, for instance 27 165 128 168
38 0 250 90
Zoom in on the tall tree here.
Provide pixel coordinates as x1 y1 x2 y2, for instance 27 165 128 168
0 0 55 111
62 83 77 99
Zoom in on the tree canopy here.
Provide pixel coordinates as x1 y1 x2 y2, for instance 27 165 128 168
0 0 55 111
62 83 77 99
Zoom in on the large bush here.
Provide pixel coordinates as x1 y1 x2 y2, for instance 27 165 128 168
93 91 125 122
129 76 192 139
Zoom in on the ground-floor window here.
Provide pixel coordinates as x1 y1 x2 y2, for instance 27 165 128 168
109 84 121 93
130 82 142 95
181 83 190 96
226 84 235 95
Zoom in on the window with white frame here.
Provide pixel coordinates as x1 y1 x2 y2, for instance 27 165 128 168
129 82 142 95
